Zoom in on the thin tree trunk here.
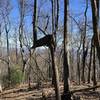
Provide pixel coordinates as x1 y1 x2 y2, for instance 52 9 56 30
81 0 88 83
48 49 52 81
14 30 18 64
51 0 55 85
2 1 11 86
6 30 10 86
77 51 80 85
87 42 92 83
18 0 26 77
76 29 82 85
50 46 61 100
4 16 11 86
92 47 97 90
51 0 59 86
28 50 32 89
15 39 18 64
70 50 74 81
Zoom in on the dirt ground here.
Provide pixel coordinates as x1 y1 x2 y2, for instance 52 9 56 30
0 82 100 100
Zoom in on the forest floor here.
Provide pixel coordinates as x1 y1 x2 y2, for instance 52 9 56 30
0 82 100 100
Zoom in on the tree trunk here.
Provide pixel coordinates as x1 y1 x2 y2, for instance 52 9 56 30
62 0 71 100
50 46 61 100
92 47 97 90
32 0 61 99
18 0 26 78
91 0 100 65
15 37 18 64
14 30 18 64
48 50 52 81
87 41 92 83
81 0 88 83
28 50 32 89
77 51 80 85
69 49 74 81
6 30 11 87
33 0 37 45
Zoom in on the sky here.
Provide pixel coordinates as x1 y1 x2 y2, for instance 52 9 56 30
11 0 19 20
1 0 93 48
10 0 92 23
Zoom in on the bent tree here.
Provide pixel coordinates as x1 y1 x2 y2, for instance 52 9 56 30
32 0 61 100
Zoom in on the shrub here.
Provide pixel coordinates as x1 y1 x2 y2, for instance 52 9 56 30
10 67 22 86
1 66 22 88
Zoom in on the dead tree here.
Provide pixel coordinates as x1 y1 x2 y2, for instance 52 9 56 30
71 84 100 94
31 35 55 48
31 35 61 100
31 0 61 100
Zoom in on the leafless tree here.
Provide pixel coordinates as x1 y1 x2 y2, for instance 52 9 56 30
87 39 93 83
18 0 26 77
81 0 88 83
62 0 71 100
91 0 100 65
1 0 12 86
31 0 61 100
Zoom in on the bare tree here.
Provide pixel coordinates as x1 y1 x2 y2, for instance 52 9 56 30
18 0 26 76
92 46 97 88
91 0 100 65
33 0 37 45
87 40 93 83
13 28 18 64
1 0 12 86
77 41 81 85
31 0 61 99
62 0 71 100
81 0 88 83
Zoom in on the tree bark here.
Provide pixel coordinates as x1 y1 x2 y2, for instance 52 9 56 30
6 27 11 87
50 45 61 100
32 0 61 99
71 84 100 94
91 0 100 65
18 0 26 77
77 51 80 85
62 0 71 100
87 41 92 83
81 0 88 83
92 47 97 90
33 0 37 45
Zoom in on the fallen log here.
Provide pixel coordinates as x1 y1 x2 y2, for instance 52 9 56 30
71 84 100 94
